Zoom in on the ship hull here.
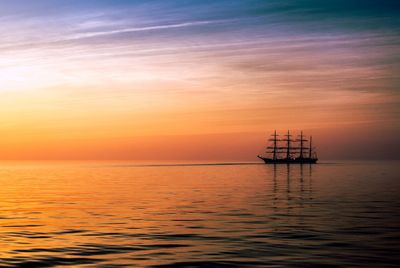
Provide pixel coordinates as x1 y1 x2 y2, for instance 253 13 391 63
257 155 317 164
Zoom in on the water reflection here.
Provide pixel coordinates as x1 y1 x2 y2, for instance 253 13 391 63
270 164 313 203
0 161 399 267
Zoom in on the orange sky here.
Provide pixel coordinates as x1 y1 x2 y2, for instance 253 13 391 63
0 1 399 160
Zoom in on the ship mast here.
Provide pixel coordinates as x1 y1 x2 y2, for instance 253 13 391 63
300 131 304 158
309 136 312 158
296 131 308 159
267 130 279 160
282 130 292 159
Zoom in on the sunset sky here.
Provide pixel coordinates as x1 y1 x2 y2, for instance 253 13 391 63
0 0 399 160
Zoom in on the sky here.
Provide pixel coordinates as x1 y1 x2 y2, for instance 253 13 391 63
0 0 399 160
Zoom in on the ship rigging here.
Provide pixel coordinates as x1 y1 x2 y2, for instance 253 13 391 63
257 130 318 164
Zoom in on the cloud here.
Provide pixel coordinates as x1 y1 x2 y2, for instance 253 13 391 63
0 0 399 159
68 19 231 40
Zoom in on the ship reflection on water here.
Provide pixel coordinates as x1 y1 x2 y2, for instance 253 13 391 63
0 161 399 267
262 162 399 267
271 163 314 198
268 164 317 238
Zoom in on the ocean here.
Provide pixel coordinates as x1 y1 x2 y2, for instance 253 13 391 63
0 161 399 267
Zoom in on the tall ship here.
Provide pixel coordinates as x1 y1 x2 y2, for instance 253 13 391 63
257 130 318 164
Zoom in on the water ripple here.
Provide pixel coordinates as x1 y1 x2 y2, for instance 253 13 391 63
0 161 399 267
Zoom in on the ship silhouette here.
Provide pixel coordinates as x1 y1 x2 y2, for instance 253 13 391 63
258 130 318 164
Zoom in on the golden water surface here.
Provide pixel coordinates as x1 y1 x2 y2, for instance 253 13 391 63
0 161 399 267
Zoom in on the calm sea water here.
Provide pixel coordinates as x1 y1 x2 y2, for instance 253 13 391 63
0 161 399 267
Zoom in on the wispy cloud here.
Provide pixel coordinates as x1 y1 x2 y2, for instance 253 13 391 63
0 0 399 159
69 19 231 40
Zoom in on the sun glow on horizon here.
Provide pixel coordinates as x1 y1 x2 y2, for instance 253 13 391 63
0 0 399 160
